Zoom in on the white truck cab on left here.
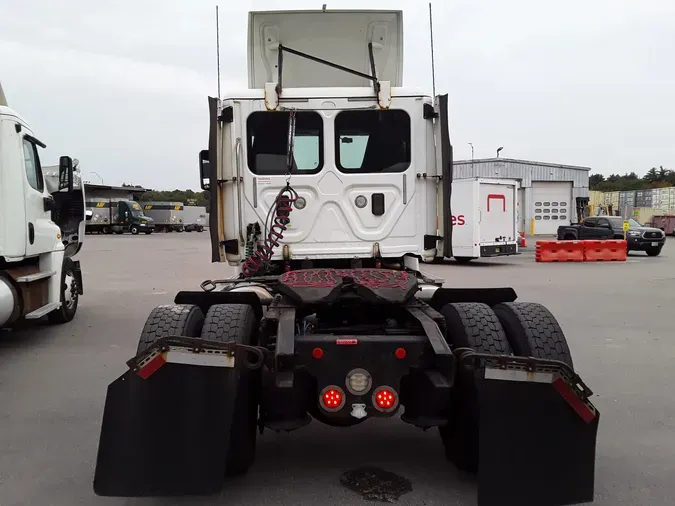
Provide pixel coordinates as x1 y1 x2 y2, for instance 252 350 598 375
0 82 85 328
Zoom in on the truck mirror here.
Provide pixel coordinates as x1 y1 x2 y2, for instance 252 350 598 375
59 155 74 192
199 150 210 191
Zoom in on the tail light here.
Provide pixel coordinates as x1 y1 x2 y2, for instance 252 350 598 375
372 386 399 412
319 385 346 412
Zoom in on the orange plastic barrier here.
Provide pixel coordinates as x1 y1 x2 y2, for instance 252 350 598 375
583 240 627 262
535 240 584 262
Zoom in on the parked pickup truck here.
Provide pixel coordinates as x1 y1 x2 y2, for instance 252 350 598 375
557 216 666 256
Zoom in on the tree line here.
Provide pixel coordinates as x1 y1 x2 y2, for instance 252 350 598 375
590 166 675 192
122 184 211 213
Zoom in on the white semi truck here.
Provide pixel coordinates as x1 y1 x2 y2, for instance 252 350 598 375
93 9 599 506
0 82 85 328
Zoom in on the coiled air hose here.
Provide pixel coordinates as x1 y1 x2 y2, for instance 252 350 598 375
241 184 299 277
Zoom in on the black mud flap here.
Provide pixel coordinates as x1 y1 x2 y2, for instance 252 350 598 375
476 375 599 506
93 362 239 497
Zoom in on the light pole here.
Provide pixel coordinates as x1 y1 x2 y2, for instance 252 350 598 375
496 146 503 158
90 171 104 184
469 143 474 171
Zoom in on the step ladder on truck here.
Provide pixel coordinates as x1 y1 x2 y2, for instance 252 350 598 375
92 9 600 506
0 82 86 329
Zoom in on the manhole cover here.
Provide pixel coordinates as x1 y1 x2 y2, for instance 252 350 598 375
340 466 412 503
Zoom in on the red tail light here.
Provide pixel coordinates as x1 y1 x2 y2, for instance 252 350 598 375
319 386 346 412
372 386 399 412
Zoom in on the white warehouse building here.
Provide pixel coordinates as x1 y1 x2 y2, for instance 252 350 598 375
453 158 590 235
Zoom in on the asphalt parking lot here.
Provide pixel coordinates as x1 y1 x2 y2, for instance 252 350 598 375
1 233 674 506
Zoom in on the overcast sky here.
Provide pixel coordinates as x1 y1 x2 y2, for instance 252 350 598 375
1 0 673 190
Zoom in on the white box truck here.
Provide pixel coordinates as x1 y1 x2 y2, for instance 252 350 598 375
450 177 519 263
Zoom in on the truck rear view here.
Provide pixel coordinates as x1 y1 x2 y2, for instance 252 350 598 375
92 10 599 506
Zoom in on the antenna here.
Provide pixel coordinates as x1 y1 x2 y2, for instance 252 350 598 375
216 5 221 98
428 3 436 98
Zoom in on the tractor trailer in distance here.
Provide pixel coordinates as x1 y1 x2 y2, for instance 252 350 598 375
0 81 85 328
142 201 185 232
93 10 599 506
86 198 155 235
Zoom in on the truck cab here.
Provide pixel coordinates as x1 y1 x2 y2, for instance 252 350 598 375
0 82 85 328
199 10 449 271
116 200 155 235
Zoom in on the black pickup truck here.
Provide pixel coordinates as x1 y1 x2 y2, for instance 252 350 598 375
557 216 666 256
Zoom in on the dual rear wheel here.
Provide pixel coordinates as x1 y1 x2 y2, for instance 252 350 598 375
438 301 573 473
137 302 260 478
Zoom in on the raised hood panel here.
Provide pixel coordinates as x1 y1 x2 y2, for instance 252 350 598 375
247 10 403 89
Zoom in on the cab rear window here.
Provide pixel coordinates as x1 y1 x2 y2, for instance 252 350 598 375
335 109 411 173
247 111 323 175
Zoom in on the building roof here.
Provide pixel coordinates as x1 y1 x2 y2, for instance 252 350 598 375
84 183 149 192
454 157 591 172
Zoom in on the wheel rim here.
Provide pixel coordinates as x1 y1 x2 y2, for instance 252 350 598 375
64 271 78 310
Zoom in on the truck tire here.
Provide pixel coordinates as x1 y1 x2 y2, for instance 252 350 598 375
438 302 512 473
646 246 662 257
130 225 140 235
493 302 574 369
102 226 111 234
48 257 80 324
201 303 259 477
136 304 204 355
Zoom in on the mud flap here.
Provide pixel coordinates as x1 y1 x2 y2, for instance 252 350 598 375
476 373 599 506
93 362 239 497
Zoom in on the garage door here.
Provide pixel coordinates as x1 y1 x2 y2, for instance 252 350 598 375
532 182 572 235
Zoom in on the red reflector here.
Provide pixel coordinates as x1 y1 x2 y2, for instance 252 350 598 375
336 339 358 345
395 347 406 359
374 387 397 410
552 378 596 423
312 347 324 359
137 353 166 379
320 386 345 411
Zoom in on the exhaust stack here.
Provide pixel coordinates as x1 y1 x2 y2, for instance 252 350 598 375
0 82 7 107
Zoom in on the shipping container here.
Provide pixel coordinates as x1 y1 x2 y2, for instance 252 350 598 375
604 191 620 206
589 191 604 207
634 207 658 226
649 215 675 235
